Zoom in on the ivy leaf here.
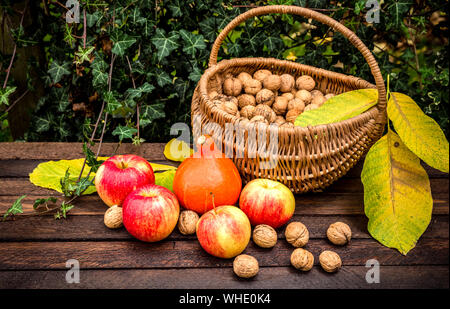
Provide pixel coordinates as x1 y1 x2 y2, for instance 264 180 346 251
48 60 70 84
179 30 206 56
91 58 109 88
168 1 182 17
263 36 283 52
51 87 70 112
188 66 202 83
35 115 52 133
388 0 413 28
154 69 172 87
151 29 179 62
33 197 57 210
85 11 102 28
111 33 137 56
125 82 155 100
74 46 95 65
130 7 146 25
199 17 218 41
54 202 74 219
0 86 17 106
388 92 449 173
3 195 26 219
112 125 138 141
82 143 104 173
140 103 165 127
361 130 432 255
104 91 121 114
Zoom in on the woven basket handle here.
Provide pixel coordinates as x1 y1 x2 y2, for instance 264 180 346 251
208 5 386 113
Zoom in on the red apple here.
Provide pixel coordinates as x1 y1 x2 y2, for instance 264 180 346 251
239 179 295 228
122 184 180 242
95 155 155 207
196 206 251 258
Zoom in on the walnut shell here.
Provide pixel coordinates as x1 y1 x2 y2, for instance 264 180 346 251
237 72 253 86
319 250 342 273
281 92 294 101
296 75 316 91
324 93 335 100
253 69 272 82
274 116 286 126
104 205 123 229
310 89 323 98
253 224 277 248
177 210 199 235
295 89 312 104
285 221 309 247
262 75 282 92
303 103 319 112
209 91 219 100
237 94 256 109
221 100 238 116
223 77 242 96
285 109 301 123
327 222 352 245
240 105 256 119
291 248 314 271
312 94 326 106
279 74 295 93
272 96 289 115
233 254 259 278
287 98 305 113
244 79 263 95
250 115 268 124
254 104 276 123
255 89 275 106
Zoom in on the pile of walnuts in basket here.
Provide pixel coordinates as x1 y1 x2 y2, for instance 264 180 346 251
209 69 335 127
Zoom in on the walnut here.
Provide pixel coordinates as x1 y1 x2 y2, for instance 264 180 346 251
285 109 301 123
209 91 219 100
312 94 326 106
252 224 277 248
272 96 289 115
255 89 275 106
254 104 276 123
319 250 342 273
324 93 335 100
244 79 263 95
237 94 256 109
303 103 319 112
287 98 305 113
253 69 272 82
104 205 123 229
237 72 253 86
310 89 323 98
295 89 312 104
223 77 243 96
281 92 294 101
285 222 309 247
233 254 259 278
327 222 352 245
290 248 314 271
177 210 199 235
221 100 238 116
279 74 295 93
296 75 316 91
250 115 268 124
274 116 286 126
240 105 256 119
262 75 281 92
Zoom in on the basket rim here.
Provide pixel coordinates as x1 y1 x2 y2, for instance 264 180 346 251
197 57 382 135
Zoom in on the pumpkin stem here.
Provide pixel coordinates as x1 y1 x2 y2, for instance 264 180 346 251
210 192 217 215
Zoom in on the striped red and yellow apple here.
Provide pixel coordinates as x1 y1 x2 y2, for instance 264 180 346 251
95 154 155 207
196 206 251 259
239 179 295 228
122 184 180 242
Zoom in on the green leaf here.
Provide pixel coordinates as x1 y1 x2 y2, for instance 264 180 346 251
125 82 155 100
54 201 74 219
111 33 137 56
104 91 121 114
51 87 70 112
91 57 109 88
155 169 176 192
3 195 26 219
179 30 206 56
188 66 202 82
82 143 104 173
388 92 449 173
140 104 165 127
74 46 95 65
151 29 179 62
0 86 17 106
263 36 283 52
33 197 57 210
154 69 172 87
361 130 432 255
112 125 138 141
48 60 70 84
294 89 378 127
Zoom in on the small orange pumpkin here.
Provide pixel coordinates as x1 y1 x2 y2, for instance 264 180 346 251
173 135 242 214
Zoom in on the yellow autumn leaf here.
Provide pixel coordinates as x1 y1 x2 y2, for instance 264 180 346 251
388 92 449 173
361 130 433 255
294 89 378 127
164 138 193 162
29 157 176 194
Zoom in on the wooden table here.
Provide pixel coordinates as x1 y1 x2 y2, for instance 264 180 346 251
0 142 448 289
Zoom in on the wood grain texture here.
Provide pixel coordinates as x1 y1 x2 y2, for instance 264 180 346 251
0 238 447 270
0 214 448 241
0 266 448 289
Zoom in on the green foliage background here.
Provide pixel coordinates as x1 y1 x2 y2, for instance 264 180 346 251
0 0 448 143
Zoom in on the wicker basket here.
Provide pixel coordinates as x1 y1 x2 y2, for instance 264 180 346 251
191 5 387 193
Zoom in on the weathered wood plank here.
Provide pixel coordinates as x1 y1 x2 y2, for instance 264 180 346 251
1 266 447 289
1 192 448 216
0 214 447 241
0 238 447 270
0 143 167 161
